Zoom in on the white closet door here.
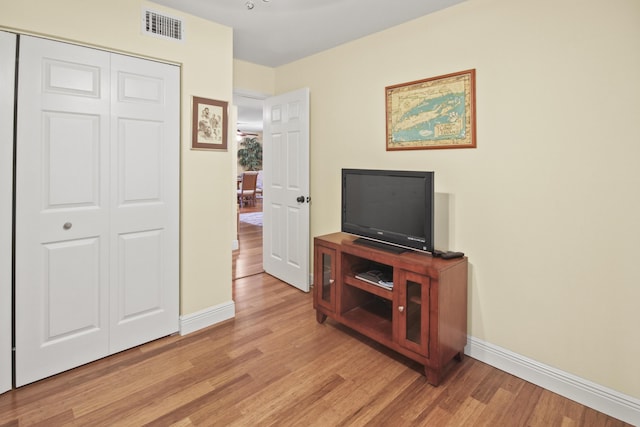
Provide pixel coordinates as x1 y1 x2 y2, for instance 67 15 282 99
108 53 179 353
15 36 112 386
15 36 179 386
0 31 16 395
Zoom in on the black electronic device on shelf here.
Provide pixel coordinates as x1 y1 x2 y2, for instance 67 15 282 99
341 169 434 254
355 267 394 289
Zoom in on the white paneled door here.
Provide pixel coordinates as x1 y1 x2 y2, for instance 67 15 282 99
0 31 16 395
262 88 310 292
14 36 179 386
108 53 180 353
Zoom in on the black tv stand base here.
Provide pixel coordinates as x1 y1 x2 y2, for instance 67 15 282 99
354 237 407 254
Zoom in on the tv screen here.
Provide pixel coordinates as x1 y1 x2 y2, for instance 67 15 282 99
341 169 434 253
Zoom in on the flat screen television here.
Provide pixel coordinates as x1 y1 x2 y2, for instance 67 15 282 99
341 169 434 253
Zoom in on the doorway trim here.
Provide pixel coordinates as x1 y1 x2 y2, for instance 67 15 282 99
0 30 16 394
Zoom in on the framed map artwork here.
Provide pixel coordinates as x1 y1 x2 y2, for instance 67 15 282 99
385 69 476 150
192 96 228 151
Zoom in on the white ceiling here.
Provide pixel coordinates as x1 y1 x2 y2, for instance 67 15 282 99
233 89 267 133
150 0 466 131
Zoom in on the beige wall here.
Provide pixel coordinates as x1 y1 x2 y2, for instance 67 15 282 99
233 59 275 96
1 0 235 316
274 0 640 398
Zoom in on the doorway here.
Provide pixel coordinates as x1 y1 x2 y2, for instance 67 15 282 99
233 90 265 280
232 88 310 290
233 196 263 279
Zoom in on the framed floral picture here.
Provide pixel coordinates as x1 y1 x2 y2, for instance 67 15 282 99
192 96 228 150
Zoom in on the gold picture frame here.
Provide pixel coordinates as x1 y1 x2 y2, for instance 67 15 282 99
192 96 228 150
385 69 476 150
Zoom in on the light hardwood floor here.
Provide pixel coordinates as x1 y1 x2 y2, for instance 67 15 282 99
233 199 264 280
0 208 632 426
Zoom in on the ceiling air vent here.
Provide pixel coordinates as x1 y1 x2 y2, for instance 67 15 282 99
142 9 184 42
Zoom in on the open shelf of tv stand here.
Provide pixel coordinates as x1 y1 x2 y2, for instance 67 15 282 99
313 232 468 386
342 302 393 341
344 275 393 299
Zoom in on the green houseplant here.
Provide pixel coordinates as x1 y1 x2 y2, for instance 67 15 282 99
237 137 263 171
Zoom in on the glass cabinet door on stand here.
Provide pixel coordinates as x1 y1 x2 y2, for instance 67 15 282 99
314 245 336 313
396 270 430 357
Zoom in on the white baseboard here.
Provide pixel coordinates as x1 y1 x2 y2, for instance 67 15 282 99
179 301 235 336
465 336 640 426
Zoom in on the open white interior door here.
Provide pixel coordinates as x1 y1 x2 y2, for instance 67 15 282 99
0 31 16 395
262 88 310 292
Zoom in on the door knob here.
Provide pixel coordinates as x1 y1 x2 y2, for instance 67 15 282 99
296 196 305 203
398 305 405 313
63 222 72 230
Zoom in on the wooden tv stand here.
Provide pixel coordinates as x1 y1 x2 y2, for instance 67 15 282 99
313 232 468 386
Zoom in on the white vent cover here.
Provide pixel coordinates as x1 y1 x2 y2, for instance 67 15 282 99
142 9 184 42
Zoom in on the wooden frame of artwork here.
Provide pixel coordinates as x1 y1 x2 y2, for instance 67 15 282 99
191 96 228 151
385 69 476 150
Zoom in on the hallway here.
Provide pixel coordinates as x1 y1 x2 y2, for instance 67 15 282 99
233 199 263 280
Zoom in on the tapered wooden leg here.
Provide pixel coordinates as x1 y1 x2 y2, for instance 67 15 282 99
425 367 441 386
316 311 327 323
